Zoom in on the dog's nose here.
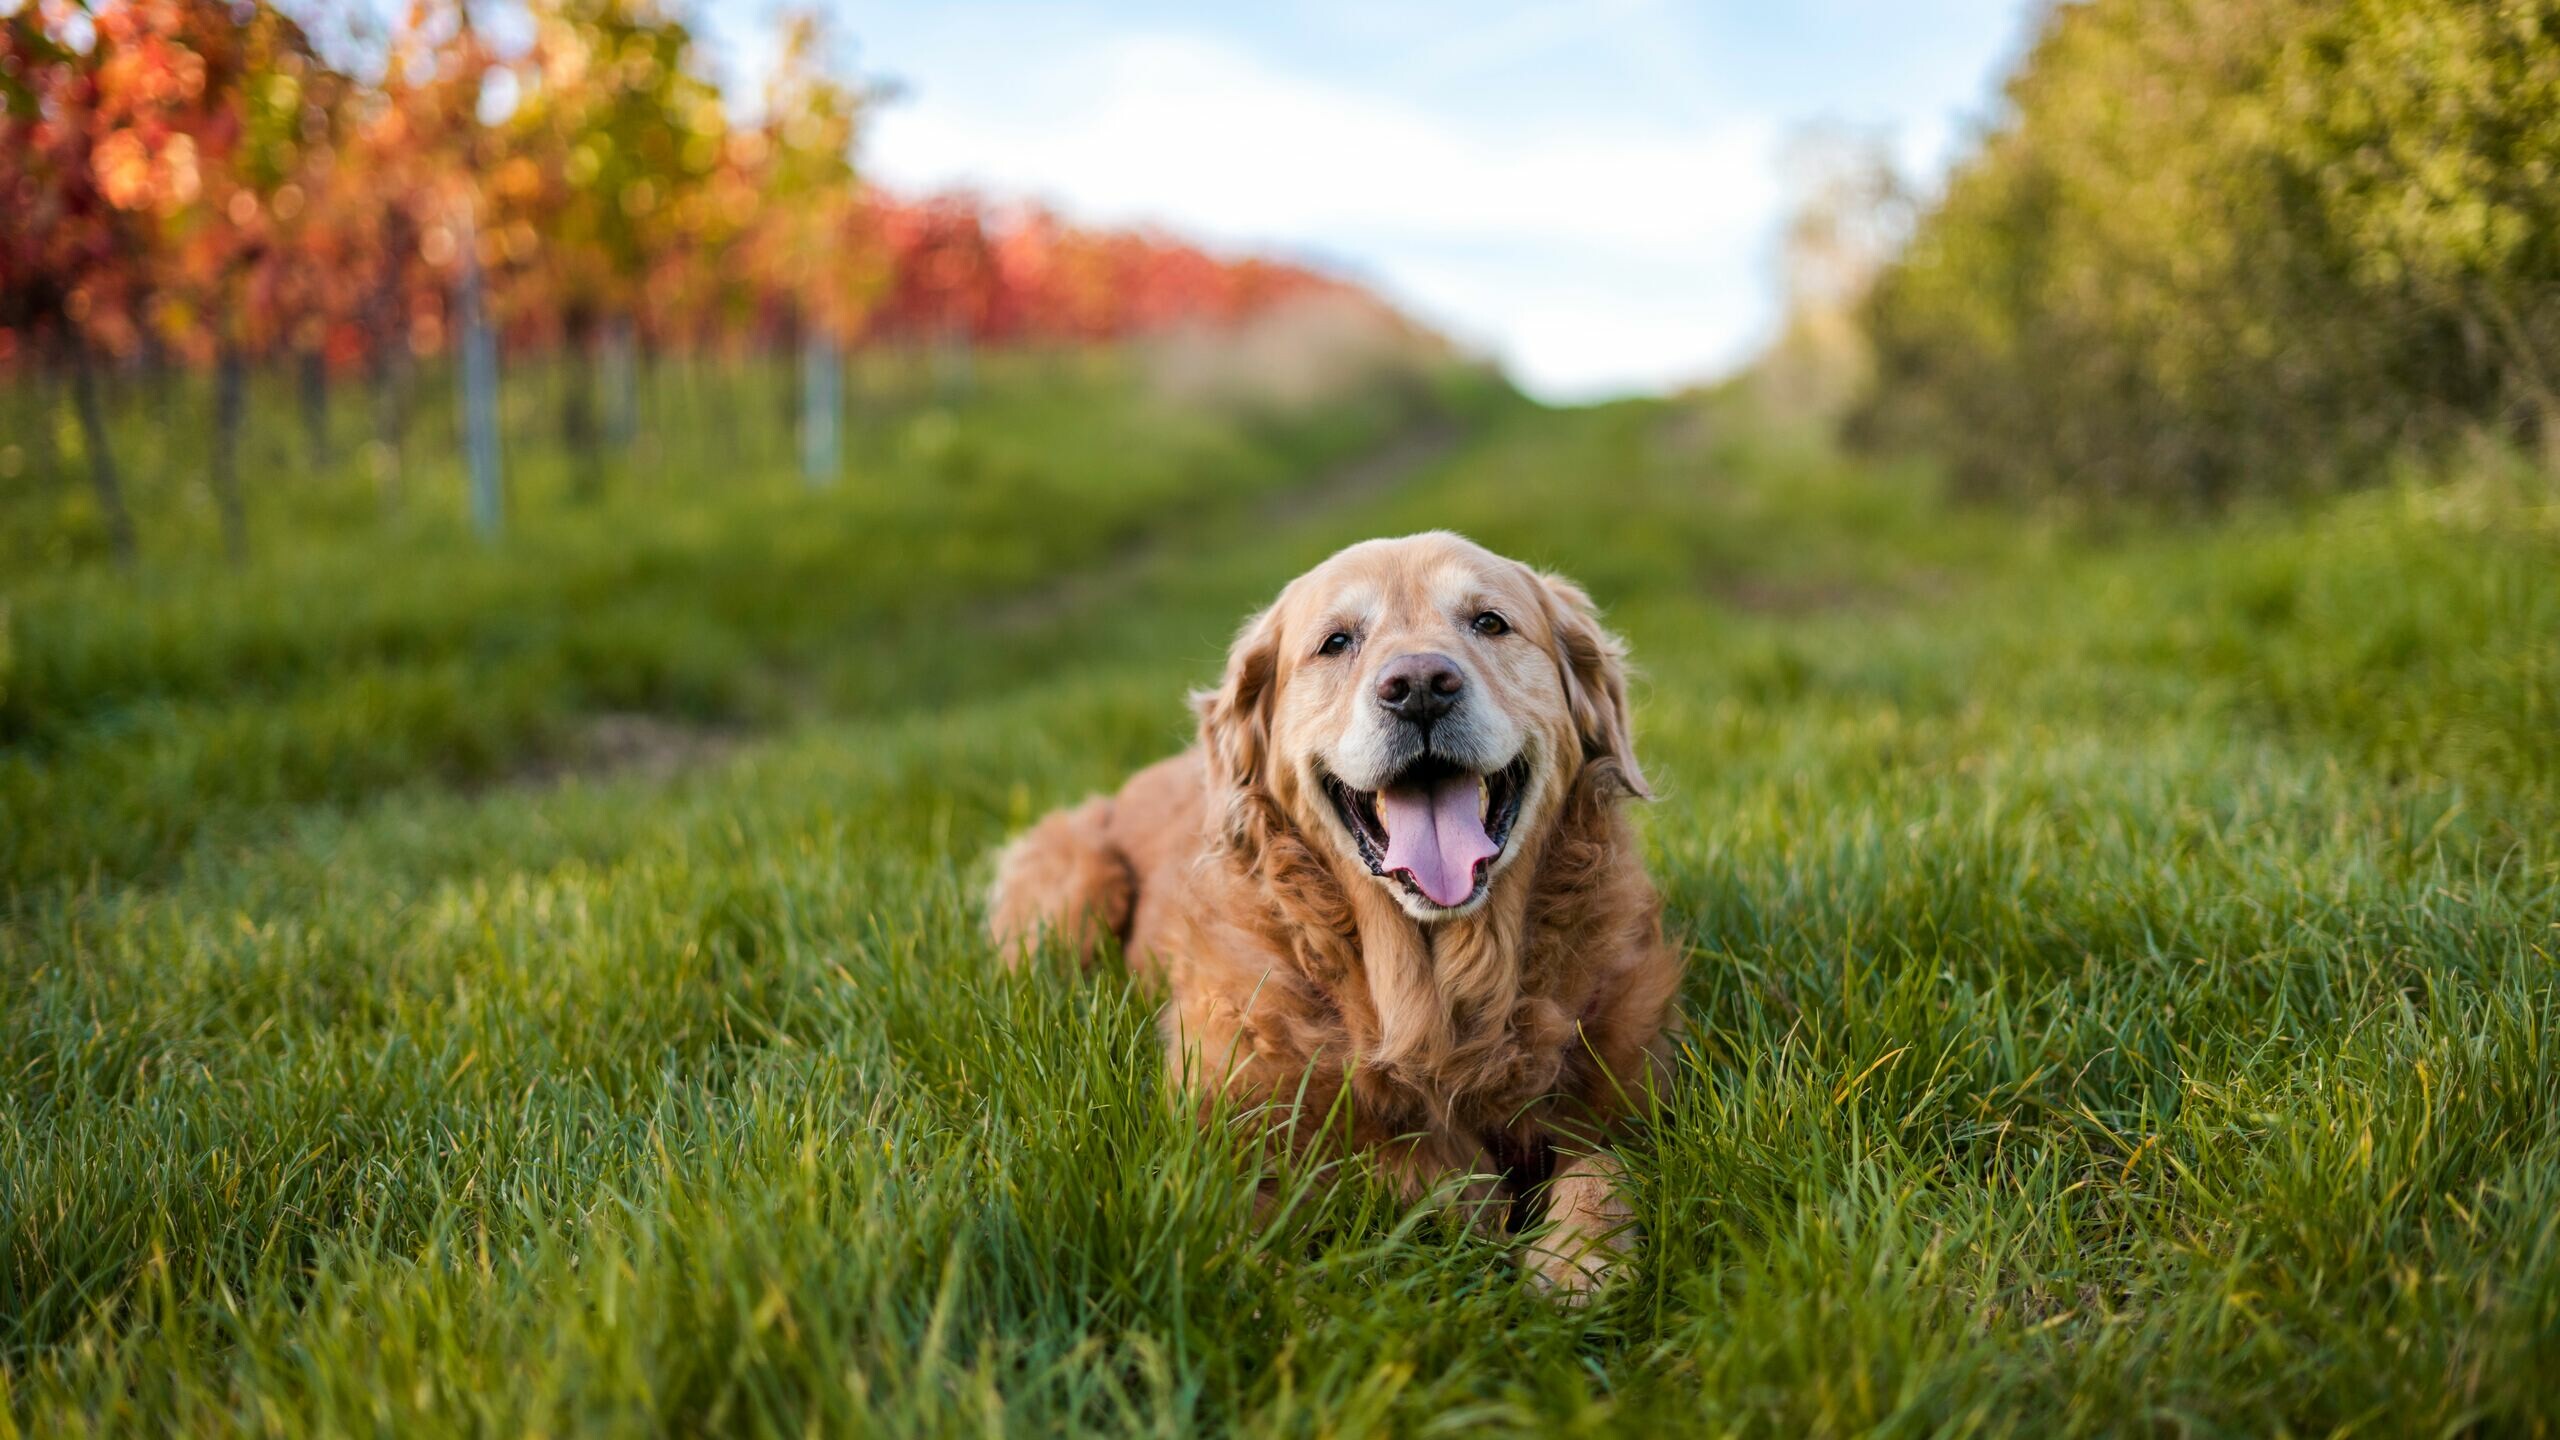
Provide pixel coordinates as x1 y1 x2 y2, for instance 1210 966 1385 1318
1375 652 1464 725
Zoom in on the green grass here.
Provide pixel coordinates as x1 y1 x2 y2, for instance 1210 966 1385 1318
3 373 2556 1436
0 350 1488 896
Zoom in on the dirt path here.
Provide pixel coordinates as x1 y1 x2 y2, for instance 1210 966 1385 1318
519 423 1464 788
972 420 1464 634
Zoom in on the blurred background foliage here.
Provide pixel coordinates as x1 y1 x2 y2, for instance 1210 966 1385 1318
0 0 1443 569
1846 0 2560 503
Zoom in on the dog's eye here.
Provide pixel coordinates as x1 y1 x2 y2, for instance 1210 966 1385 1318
1471 611 1509 637
1319 631 1354 657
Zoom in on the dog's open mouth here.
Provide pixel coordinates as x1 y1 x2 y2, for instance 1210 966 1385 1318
1323 754 1530 910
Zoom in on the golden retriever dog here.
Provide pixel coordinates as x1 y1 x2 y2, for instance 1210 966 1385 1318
988 532 1682 1296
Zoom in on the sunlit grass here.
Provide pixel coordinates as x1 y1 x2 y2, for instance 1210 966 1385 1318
0 352 1484 895
2 384 2555 1435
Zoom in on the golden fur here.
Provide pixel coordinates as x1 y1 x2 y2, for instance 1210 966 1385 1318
988 532 1682 1295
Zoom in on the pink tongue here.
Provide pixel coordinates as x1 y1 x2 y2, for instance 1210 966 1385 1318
1378 773 1497 908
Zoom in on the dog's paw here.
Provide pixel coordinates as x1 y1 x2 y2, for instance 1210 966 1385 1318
1431 1172 1510 1238
1523 1151 1634 1304
1522 1229 1626 1304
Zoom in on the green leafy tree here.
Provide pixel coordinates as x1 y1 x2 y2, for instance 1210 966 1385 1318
1855 0 2560 501
490 0 720 494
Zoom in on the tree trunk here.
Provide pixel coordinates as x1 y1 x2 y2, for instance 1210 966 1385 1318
685 350 710 479
636 338 665 484
561 309 603 500
132 297 174 432
27 345 60 477
299 346 331 473
69 341 137 565
366 214 413 510
457 242 504 537
933 326 974 399
212 339 248 565
2472 282 2560 473
370 340 408 511
774 312 802 441
602 314 637 450
801 328 840 486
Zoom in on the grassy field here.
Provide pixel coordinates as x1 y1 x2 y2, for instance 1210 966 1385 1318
3 364 2557 1435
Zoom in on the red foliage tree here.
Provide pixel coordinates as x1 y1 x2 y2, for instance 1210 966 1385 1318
1 2 1401 561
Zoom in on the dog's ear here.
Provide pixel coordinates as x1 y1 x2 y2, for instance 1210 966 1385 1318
1193 603 1284 806
1537 572 1649 799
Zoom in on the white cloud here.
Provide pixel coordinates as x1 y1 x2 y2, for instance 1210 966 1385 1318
862 33 1787 400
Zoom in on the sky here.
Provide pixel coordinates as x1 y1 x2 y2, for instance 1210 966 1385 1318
697 1 2044 402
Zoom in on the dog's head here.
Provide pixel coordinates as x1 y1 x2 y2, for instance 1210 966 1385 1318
1197 531 1646 922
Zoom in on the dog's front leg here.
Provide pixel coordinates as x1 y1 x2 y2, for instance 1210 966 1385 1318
1524 1150 1633 1301
1430 1144 1510 1237
1370 1132 1509 1235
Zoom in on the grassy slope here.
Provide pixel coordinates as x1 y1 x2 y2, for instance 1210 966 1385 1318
0 353 1473 896
4 388 2557 1436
